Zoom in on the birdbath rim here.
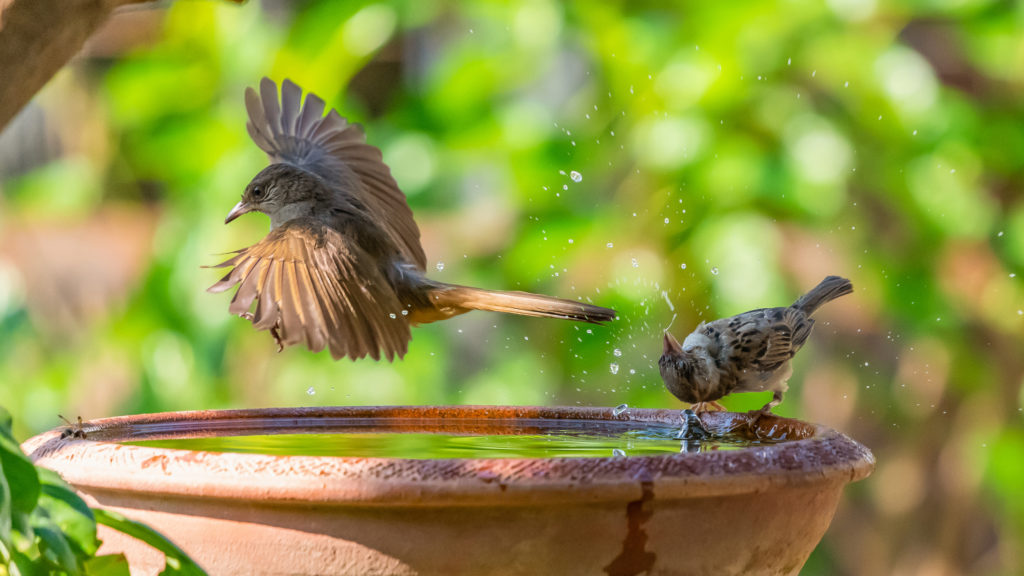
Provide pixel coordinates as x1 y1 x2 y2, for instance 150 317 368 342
23 405 874 507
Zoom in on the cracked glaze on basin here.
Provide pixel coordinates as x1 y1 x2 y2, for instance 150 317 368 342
23 406 873 576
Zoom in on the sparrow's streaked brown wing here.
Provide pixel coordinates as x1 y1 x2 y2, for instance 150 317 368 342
208 219 411 361
244 77 427 271
714 308 809 372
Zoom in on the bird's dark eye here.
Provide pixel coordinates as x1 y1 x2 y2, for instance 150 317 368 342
252 186 264 199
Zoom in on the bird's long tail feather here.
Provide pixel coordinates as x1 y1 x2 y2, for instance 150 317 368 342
424 284 616 324
791 275 853 315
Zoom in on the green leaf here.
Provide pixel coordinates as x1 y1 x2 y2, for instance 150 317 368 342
0 429 40 517
0 407 13 442
0 406 38 561
34 524 80 575
10 548 40 576
0 456 12 560
35 468 98 556
93 509 206 576
10 511 32 549
84 554 132 576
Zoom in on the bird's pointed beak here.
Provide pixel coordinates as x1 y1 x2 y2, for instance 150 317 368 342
663 332 683 355
224 201 251 224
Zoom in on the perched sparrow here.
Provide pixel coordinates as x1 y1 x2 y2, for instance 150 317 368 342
209 78 616 361
659 275 853 415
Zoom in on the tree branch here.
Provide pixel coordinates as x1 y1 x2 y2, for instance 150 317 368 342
0 0 154 131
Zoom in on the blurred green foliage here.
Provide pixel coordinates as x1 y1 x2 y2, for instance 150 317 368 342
0 0 1022 573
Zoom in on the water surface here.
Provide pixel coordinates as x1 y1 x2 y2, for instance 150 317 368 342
125 418 779 458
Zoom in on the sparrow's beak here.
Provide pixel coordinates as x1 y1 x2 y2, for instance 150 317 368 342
663 332 684 355
224 201 252 224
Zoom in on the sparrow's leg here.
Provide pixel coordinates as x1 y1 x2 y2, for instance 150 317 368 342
240 312 285 352
759 389 784 413
269 323 284 353
746 390 784 428
691 401 726 413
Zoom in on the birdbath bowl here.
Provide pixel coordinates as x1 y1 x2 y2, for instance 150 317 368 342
23 406 873 576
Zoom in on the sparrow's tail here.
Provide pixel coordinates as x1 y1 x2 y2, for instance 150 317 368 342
791 275 853 315
419 284 616 325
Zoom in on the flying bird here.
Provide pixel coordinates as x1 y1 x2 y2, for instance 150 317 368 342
659 275 853 415
209 78 616 361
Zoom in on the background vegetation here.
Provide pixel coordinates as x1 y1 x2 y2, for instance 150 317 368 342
0 0 1021 573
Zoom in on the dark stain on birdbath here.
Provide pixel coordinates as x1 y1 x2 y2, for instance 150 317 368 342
604 478 657 576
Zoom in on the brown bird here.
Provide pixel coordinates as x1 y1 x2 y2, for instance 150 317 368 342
659 275 853 415
209 78 616 361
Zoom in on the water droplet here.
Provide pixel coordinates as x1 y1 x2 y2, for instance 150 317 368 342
997 231 1004 237
389 313 397 319
436 262 445 271
612 449 627 457
1011 273 1017 278
664 217 670 224
710 266 719 275
680 263 687 270
631 258 639 268
306 387 316 396
606 242 614 248
401 309 409 316
613 403 628 416
568 238 574 244
613 348 622 357
569 170 583 183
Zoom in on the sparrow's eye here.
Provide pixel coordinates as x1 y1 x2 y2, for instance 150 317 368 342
252 186 264 199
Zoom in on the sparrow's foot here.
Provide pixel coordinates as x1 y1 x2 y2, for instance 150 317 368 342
269 325 284 353
745 406 773 428
747 389 784 428
690 401 726 413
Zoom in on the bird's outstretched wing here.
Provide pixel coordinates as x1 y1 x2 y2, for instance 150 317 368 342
244 77 426 270
208 219 411 361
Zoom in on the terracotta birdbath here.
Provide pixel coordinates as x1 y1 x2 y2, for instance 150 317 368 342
22 405 873 576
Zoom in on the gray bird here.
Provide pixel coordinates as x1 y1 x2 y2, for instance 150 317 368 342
209 78 616 361
659 275 853 415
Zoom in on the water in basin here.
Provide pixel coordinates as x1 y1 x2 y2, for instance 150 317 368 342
123 417 783 458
